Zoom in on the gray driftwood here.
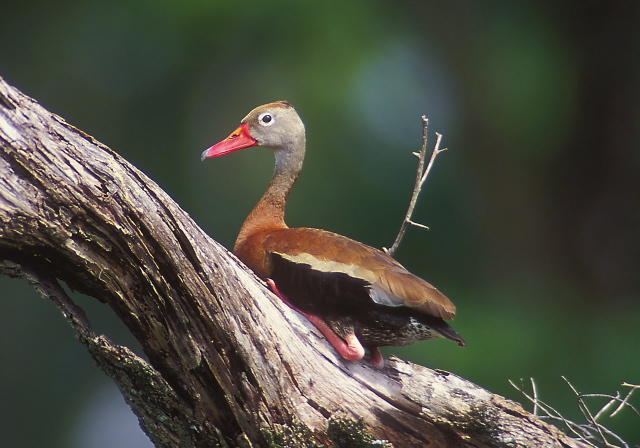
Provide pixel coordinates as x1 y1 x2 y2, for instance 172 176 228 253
0 76 588 448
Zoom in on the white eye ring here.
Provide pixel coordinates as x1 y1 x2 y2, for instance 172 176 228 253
258 112 275 126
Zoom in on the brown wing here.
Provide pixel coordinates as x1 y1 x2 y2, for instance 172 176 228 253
260 227 456 320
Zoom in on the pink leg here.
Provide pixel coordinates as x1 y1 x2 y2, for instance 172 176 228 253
367 347 384 368
267 279 365 362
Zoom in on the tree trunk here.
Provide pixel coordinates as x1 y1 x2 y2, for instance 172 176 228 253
0 76 588 448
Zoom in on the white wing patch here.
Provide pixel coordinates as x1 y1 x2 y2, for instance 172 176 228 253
369 284 404 307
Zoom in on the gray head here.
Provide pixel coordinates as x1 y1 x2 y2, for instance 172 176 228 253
201 101 306 160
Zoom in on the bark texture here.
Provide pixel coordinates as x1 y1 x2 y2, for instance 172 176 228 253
0 76 588 448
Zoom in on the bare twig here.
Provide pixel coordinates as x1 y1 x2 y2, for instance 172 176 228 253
612 383 640 418
583 384 640 419
562 377 612 447
511 378 639 448
384 116 447 257
509 379 591 442
591 392 623 422
531 377 540 416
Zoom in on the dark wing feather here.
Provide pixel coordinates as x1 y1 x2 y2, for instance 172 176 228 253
269 252 372 315
262 227 457 320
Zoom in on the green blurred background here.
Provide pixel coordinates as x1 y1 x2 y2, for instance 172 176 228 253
1 1 638 447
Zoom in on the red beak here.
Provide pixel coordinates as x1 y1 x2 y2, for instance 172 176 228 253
201 123 257 160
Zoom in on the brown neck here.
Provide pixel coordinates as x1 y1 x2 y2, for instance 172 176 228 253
233 138 305 252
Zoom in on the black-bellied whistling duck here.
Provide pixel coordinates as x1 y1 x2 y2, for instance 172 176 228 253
202 101 464 366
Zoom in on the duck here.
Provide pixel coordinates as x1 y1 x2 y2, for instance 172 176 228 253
201 101 464 366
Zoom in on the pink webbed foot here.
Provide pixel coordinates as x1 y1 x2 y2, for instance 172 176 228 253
266 279 366 362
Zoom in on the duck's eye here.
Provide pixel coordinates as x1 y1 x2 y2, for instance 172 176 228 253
258 112 274 126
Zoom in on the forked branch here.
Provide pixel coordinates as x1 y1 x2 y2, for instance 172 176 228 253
384 116 447 257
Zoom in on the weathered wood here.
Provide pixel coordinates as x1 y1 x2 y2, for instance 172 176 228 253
0 75 589 448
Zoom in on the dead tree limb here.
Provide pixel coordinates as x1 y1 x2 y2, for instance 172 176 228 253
384 117 446 257
0 76 589 448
